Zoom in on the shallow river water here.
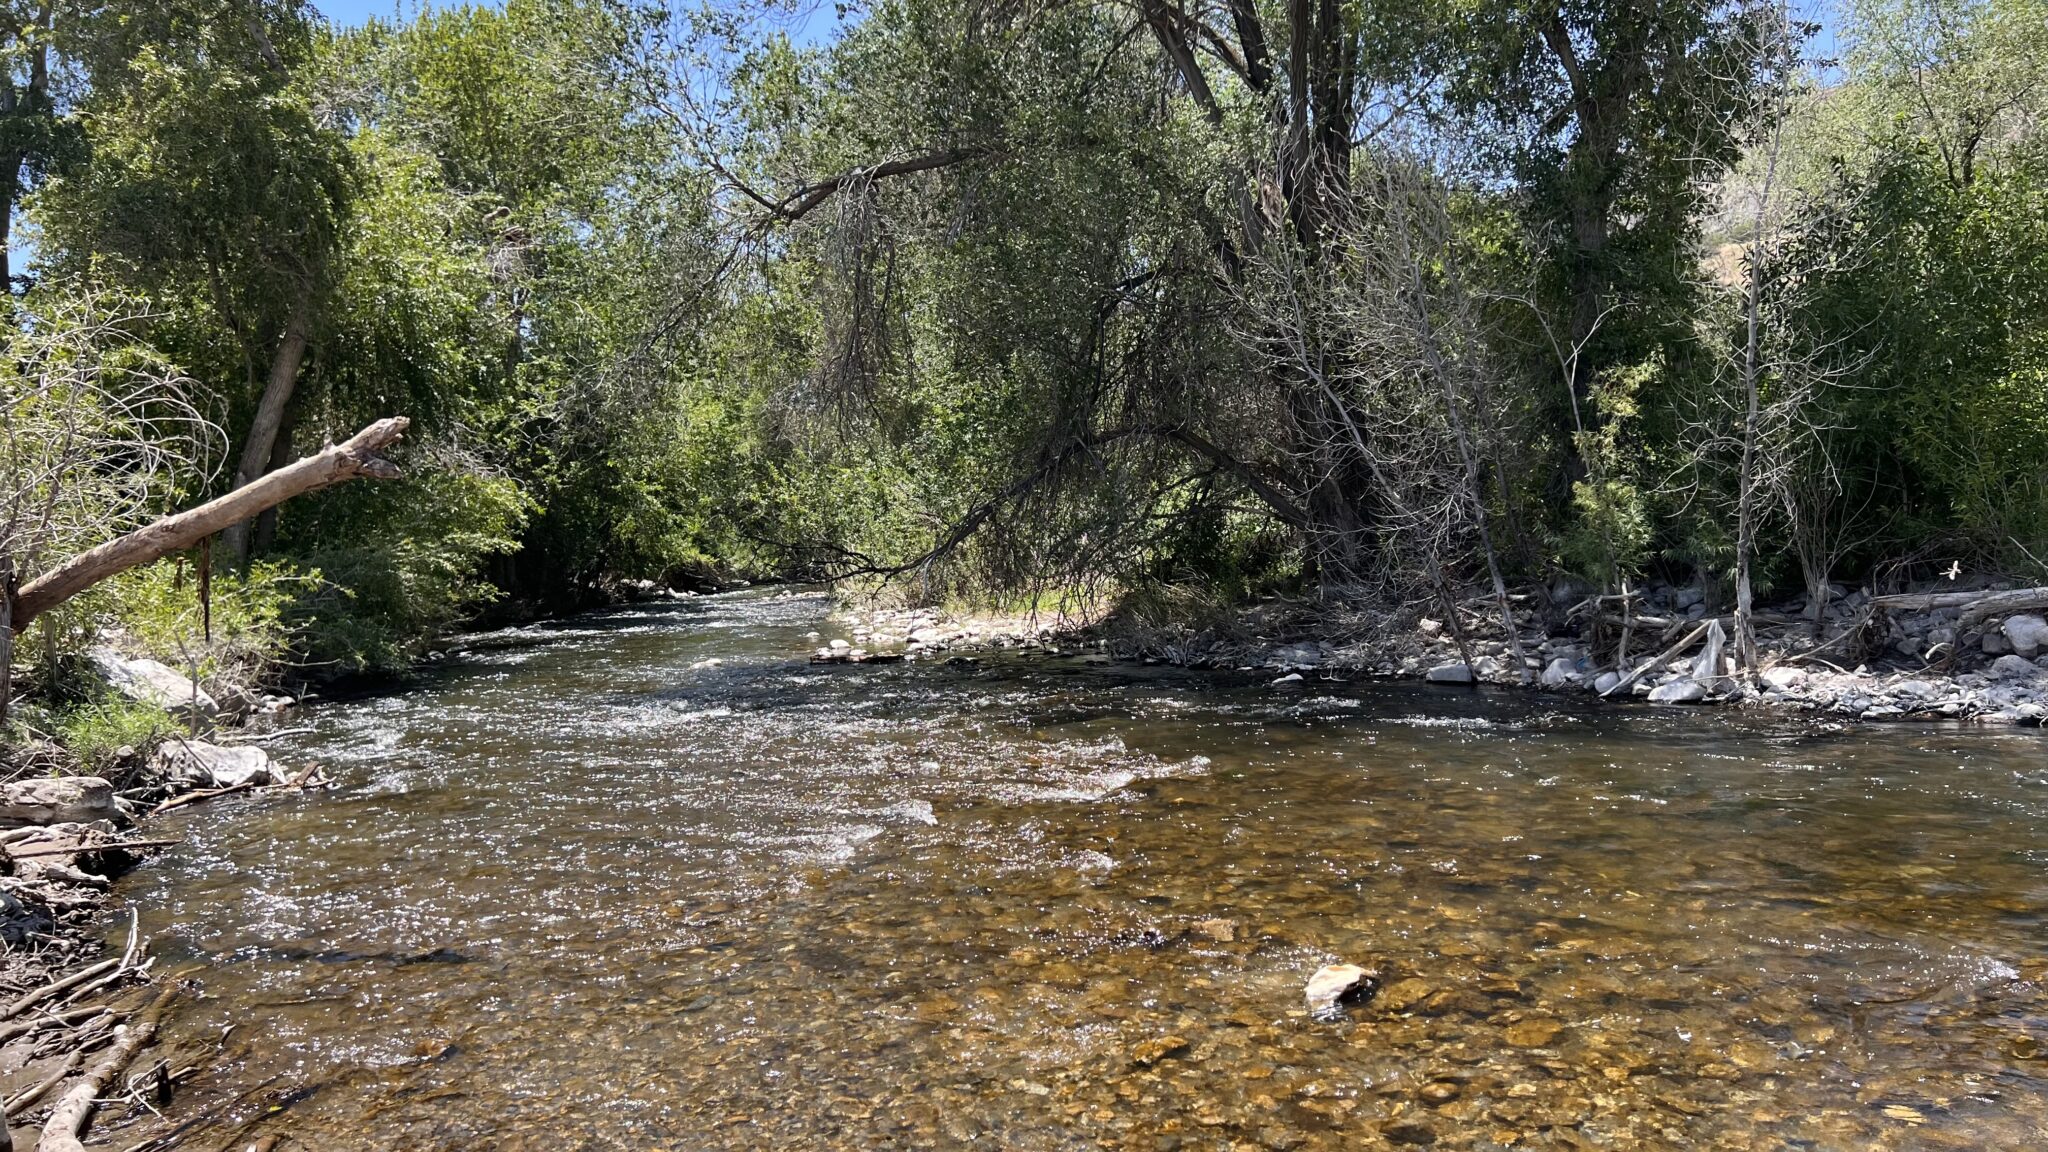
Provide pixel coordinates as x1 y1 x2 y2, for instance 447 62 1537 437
109 590 2048 1150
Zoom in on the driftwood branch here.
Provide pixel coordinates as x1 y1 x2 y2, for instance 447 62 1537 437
9 418 409 632
0 959 122 1020
1601 620 1714 698
38 986 176 1152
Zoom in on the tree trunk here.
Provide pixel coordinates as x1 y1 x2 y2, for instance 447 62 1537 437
0 558 14 729
250 408 297 556
9 418 409 633
220 289 314 569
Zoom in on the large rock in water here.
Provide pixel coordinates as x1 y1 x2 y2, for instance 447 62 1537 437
152 741 275 788
1304 963 1379 1015
2003 615 2048 658
0 777 117 826
89 649 217 718
1424 663 1474 684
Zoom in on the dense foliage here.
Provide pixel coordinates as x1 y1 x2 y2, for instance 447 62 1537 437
2 0 2045 711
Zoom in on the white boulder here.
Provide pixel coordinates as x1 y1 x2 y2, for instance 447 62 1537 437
1760 666 1806 691
1304 963 1378 1015
152 741 275 789
89 649 216 718
2003 615 2048 658
1648 678 1708 704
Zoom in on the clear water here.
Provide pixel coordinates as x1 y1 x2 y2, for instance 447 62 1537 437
110 590 2048 1149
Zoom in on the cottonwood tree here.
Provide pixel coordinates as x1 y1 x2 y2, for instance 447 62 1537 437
35 0 352 569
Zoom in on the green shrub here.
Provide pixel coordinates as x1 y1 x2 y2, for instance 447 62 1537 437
52 694 178 774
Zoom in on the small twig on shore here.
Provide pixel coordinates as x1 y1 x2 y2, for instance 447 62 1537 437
5 1049 83 1114
145 782 260 819
0 1005 110 1047
0 959 123 1020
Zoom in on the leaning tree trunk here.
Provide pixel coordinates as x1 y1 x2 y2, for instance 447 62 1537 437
0 557 14 731
219 292 314 569
6 419 409 647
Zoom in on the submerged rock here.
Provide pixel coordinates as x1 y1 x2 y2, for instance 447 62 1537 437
0 777 117 826
1304 963 1379 1015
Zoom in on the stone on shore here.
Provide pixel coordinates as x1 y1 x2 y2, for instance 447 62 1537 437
1539 657 1577 688
1304 963 1379 1014
1425 663 1474 684
89 649 217 718
1592 671 1622 694
1990 654 2040 681
152 741 276 789
2003 615 2048 658
0 777 118 827
1760 666 1806 691
1648 678 1708 703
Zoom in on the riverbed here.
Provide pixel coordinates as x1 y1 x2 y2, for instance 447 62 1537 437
109 589 2048 1149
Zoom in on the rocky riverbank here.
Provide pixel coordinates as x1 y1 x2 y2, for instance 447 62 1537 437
0 651 325 1150
824 580 2048 725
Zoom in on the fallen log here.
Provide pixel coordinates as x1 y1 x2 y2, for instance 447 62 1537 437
8 417 409 633
38 987 176 1152
1869 586 2048 627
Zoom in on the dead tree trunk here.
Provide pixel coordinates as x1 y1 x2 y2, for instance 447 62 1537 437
7 417 409 637
219 290 314 569
0 558 14 730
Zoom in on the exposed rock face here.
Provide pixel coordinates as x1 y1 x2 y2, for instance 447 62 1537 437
0 777 118 826
1424 663 1474 684
2003 615 2048 658
89 649 217 718
151 741 275 789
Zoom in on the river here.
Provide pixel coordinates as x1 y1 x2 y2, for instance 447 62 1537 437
108 589 2048 1149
